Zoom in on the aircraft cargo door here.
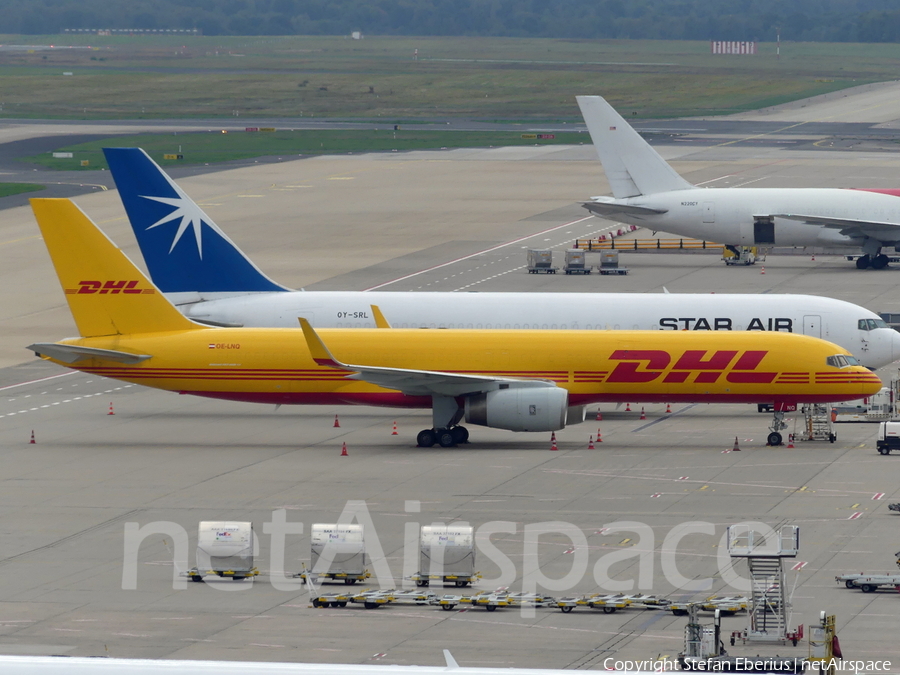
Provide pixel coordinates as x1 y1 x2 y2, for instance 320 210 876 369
703 202 715 223
802 315 821 338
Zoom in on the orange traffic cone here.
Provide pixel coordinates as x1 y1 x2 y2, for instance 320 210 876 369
550 436 558 451
333 414 340 428
625 402 631 412
340 442 348 456
29 430 35 444
665 403 672 414
640 407 646 420
811 254 816 261
595 410 602 421
596 429 603 442
732 436 741 452
787 433 795 448
108 401 115 416
588 436 595 450
550 431 557 443
391 421 398 435
760 266 766 275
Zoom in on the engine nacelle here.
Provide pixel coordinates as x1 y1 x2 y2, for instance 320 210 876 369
464 386 568 432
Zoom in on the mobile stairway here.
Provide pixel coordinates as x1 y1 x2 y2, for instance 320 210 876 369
727 524 802 646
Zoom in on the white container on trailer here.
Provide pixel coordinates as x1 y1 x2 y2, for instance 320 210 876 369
419 525 475 579
195 521 254 578
310 524 367 576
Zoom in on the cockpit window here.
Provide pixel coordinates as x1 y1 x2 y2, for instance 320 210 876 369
860 318 890 330
827 354 859 367
872 318 888 329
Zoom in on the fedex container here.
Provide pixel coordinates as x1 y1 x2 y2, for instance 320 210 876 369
419 525 475 578
311 524 366 575
196 521 254 577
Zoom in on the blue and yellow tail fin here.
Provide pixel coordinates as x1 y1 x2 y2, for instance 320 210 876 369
30 198 201 337
103 147 290 295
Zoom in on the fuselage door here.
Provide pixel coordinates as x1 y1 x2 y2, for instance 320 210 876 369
802 315 822 338
703 202 715 223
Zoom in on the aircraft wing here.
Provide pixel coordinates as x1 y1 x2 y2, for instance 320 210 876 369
582 198 667 217
28 343 151 364
772 213 900 240
299 319 556 397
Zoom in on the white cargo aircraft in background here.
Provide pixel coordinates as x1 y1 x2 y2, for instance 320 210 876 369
577 95 900 269
101 147 900 370
0 654 655 675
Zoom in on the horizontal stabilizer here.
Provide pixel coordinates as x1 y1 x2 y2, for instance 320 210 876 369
582 200 667 217
577 95 693 199
28 343 151 364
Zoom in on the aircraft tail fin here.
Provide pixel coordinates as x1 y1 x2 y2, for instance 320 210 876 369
103 147 290 295
30 198 201 338
576 96 694 198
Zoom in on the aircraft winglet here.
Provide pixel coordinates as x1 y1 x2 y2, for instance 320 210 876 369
298 318 346 368
371 305 391 329
443 650 459 669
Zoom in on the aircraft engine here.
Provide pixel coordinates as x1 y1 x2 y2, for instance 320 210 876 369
464 386 569 432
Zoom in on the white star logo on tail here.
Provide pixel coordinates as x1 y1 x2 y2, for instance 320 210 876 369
139 175 227 259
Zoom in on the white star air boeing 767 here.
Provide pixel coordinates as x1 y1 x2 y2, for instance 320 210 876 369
577 95 900 270
100 147 900 372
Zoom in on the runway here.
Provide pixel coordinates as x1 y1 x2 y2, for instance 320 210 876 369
1 86 899 668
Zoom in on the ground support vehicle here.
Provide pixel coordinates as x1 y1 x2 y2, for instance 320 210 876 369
293 570 371 585
837 573 900 593
723 246 760 266
669 596 749 617
598 251 628 275
184 566 260 583
877 421 900 454
526 249 557 274
563 249 591 274
410 572 480 587
311 589 438 609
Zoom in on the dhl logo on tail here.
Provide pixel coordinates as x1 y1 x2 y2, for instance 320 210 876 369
65 280 156 295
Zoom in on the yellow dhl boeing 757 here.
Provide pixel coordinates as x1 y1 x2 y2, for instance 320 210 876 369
28 199 881 447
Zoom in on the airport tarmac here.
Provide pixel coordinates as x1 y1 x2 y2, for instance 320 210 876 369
2 87 900 668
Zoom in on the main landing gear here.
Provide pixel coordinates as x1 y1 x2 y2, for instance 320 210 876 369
417 394 469 448
416 426 469 448
855 253 890 269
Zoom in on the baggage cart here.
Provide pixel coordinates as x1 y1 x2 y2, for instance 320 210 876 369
527 249 558 274
563 249 591 274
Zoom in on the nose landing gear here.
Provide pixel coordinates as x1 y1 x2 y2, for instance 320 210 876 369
767 410 787 446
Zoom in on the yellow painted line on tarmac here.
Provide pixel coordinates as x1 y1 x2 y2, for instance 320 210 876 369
0 234 41 247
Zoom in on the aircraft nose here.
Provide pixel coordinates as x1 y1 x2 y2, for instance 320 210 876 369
891 329 900 364
863 328 900 369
